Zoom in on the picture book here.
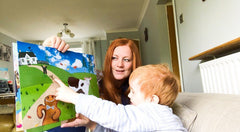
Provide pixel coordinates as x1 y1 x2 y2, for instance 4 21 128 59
13 41 99 131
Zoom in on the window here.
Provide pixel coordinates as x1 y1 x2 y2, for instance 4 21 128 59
69 48 83 53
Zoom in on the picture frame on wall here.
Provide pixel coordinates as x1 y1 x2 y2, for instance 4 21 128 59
0 43 12 62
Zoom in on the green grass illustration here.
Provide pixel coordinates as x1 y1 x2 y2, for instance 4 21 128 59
18 64 99 124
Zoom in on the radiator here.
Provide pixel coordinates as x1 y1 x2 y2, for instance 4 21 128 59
199 52 240 94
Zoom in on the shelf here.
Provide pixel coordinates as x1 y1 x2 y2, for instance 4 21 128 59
189 37 240 61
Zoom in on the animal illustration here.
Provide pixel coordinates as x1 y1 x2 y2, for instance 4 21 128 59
37 95 61 125
68 77 91 94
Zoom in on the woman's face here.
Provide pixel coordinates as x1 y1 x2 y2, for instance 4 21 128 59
111 45 133 81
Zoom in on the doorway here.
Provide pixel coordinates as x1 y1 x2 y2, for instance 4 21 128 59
166 5 181 91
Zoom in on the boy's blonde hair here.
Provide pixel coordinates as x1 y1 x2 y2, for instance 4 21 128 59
129 64 180 106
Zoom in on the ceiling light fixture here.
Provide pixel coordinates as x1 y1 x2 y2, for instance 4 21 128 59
57 23 75 38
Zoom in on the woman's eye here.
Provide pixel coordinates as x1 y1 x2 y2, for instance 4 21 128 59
112 56 117 60
124 58 130 62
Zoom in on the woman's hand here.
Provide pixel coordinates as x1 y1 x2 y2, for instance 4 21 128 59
42 36 69 53
55 78 78 104
61 113 97 130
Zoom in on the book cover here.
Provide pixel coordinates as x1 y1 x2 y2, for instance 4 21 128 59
13 41 99 131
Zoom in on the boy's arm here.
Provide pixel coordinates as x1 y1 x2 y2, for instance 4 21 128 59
55 78 155 131
72 94 149 131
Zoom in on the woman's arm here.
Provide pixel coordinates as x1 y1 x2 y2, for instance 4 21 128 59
61 113 97 130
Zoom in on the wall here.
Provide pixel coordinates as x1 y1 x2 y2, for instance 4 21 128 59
139 0 172 68
105 30 140 63
107 31 140 45
173 0 240 92
94 40 108 70
0 32 17 81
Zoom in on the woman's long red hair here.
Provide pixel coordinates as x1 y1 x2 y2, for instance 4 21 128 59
101 38 141 104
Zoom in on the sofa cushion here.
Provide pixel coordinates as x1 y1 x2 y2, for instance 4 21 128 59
172 103 197 131
175 93 240 132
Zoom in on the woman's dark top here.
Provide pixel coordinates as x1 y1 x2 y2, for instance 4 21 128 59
98 76 130 105
120 79 130 105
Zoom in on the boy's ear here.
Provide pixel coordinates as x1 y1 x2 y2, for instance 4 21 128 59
151 95 160 104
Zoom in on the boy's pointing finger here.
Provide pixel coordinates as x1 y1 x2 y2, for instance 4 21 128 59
54 78 65 87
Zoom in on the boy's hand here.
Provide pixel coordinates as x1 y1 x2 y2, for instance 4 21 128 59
42 36 69 53
55 78 78 104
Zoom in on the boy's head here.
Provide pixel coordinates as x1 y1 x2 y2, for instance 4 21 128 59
128 64 179 106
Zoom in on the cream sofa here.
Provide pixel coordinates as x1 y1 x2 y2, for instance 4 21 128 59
172 92 240 132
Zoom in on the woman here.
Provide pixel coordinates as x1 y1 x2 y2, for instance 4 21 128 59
99 38 141 105
43 36 141 131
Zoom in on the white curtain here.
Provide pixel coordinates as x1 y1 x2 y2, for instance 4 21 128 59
82 40 95 56
82 40 97 69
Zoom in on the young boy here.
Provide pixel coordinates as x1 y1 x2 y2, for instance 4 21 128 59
55 64 187 132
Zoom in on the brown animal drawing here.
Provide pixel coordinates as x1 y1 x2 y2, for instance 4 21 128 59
68 77 91 94
37 95 61 125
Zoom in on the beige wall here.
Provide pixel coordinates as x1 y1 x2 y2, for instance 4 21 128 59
139 0 172 68
174 0 240 92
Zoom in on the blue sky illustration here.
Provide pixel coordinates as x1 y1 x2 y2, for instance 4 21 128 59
17 41 95 74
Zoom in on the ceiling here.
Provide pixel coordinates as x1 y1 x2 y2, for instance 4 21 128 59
0 0 148 42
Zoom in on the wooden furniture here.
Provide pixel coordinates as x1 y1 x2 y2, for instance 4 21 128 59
189 37 240 61
0 95 15 132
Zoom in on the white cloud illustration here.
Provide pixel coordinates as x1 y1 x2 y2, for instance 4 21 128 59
55 52 62 59
71 59 83 69
38 45 46 51
56 60 70 70
45 50 52 56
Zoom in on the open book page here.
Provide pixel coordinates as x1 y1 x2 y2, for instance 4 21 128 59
13 41 99 131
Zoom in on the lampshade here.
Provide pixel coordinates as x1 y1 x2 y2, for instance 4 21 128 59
64 29 71 35
57 32 63 37
70 32 75 38
57 23 75 38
